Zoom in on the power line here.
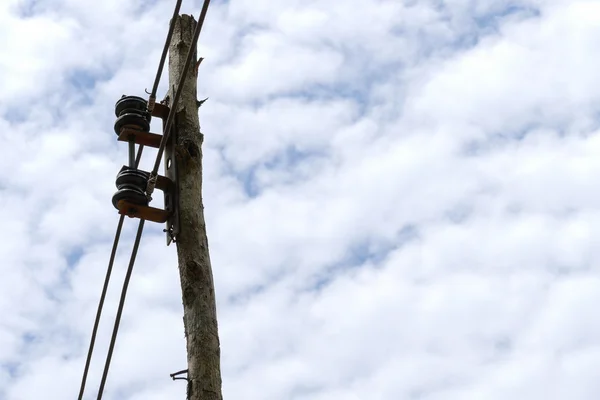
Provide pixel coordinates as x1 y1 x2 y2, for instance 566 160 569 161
78 144 143 400
146 0 212 198
78 215 124 400
138 0 184 194
148 0 184 112
96 219 146 400
79 1 213 397
78 0 187 394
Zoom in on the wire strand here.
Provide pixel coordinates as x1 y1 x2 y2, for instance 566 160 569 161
78 143 145 399
147 0 212 196
141 0 184 176
79 1 212 396
96 219 146 399
77 215 125 400
149 0 184 107
135 143 144 167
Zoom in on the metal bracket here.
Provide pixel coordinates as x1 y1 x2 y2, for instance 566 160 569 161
170 369 191 399
118 128 163 148
117 200 170 223
170 369 188 381
162 110 179 246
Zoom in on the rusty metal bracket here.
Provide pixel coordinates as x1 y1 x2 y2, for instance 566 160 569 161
118 129 162 148
169 369 191 400
170 369 188 381
160 106 180 246
113 100 179 245
116 200 170 223
151 102 170 120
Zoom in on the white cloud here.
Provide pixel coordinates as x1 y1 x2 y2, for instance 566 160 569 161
1 0 600 399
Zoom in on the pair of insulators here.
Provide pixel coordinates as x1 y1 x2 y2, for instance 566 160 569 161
114 95 151 135
112 167 149 210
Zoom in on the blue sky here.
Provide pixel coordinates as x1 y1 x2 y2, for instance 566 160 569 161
2 0 600 398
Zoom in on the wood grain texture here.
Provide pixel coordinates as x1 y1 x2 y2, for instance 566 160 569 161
170 14 223 400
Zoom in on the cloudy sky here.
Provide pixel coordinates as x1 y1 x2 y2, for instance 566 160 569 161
1 0 600 398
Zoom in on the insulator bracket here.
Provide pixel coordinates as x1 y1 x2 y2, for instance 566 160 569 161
111 97 180 245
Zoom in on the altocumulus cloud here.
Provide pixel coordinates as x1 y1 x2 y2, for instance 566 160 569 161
1 0 599 399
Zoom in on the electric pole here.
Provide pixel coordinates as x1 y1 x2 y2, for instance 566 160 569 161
168 14 223 400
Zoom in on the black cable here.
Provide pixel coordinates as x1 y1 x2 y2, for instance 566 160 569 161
78 143 145 399
79 0 185 392
135 143 144 168
139 0 184 177
79 2 212 397
147 0 212 196
77 215 125 400
96 219 146 399
128 141 135 167
148 0 184 108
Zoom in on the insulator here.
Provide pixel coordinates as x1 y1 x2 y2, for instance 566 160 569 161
111 185 148 210
116 167 149 189
119 108 151 122
115 95 148 118
114 112 151 135
112 167 150 210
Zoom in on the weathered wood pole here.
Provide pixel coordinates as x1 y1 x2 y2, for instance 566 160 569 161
169 14 223 400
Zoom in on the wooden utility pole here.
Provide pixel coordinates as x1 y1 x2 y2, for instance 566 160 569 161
168 14 223 400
